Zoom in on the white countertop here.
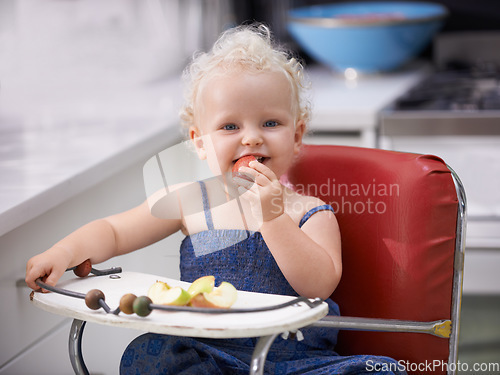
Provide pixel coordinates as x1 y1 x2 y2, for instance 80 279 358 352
307 62 431 131
0 76 184 237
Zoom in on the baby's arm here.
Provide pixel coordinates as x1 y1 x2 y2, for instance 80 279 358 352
235 161 341 299
260 209 342 300
25 200 182 291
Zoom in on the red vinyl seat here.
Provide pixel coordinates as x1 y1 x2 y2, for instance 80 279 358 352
286 144 465 375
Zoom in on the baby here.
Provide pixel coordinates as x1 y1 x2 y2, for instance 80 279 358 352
26 24 405 375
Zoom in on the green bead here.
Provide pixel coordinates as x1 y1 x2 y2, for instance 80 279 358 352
85 289 105 310
133 296 152 317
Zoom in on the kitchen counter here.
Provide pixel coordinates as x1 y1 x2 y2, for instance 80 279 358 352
0 75 188 373
0 76 184 237
306 62 431 146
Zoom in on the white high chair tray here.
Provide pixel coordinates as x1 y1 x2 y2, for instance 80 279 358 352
32 271 328 339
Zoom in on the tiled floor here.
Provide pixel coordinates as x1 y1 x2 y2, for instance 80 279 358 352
457 295 500 374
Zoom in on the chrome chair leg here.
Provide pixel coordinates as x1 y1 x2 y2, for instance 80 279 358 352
250 333 278 375
68 320 279 375
69 319 89 375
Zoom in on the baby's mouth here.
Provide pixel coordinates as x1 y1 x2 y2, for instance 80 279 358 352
232 156 267 165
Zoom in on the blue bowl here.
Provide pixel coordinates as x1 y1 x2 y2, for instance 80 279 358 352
288 2 447 73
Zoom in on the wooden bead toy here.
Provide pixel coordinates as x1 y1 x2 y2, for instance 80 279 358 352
119 293 137 315
85 289 105 310
74 259 92 277
133 296 153 317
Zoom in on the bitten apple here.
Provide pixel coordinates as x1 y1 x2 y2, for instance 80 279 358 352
232 155 257 182
187 275 215 297
190 281 238 309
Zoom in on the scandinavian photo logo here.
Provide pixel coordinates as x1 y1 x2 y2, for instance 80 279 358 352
293 178 400 215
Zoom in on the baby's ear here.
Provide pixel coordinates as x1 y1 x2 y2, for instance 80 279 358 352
189 126 207 160
293 120 306 154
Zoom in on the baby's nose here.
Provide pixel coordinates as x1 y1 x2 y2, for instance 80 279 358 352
241 128 263 146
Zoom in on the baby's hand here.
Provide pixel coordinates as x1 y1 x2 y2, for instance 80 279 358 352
25 247 72 292
233 160 284 224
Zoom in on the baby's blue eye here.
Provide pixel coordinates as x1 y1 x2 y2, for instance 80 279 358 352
264 120 278 127
223 124 238 130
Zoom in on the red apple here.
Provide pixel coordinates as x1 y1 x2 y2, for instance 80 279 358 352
232 155 257 182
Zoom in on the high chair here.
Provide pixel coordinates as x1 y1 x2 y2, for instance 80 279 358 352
286 144 466 375
31 144 465 375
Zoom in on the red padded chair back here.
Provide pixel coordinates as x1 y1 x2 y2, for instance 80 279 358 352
286 145 458 375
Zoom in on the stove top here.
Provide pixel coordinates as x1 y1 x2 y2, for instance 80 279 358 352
393 61 500 111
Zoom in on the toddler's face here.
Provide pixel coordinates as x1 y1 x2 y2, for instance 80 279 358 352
189 69 305 179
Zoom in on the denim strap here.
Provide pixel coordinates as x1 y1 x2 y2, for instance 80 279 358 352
299 204 335 228
198 181 214 230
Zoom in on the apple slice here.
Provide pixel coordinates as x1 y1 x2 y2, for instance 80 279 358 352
187 275 215 297
190 282 238 309
147 280 171 303
153 286 191 306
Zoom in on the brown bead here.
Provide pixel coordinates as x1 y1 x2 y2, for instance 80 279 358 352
85 289 105 310
119 293 137 315
74 259 92 277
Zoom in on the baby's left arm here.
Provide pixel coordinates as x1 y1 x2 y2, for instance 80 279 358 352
260 209 342 300
234 162 342 299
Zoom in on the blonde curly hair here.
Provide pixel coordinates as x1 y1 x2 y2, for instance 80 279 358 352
179 24 311 130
